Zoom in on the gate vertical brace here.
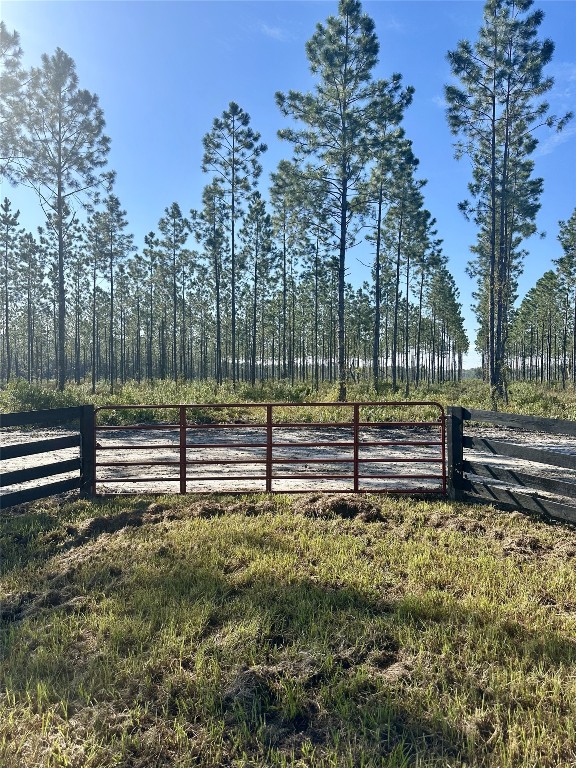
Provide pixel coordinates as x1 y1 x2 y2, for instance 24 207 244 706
266 404 273 492
440 411 447 496
353 404 359 492
180 405 187 495
80 404 96 498
446 406 464 501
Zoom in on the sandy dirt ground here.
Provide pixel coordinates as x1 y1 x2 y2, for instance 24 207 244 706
2 421 575 504
2 423 445 497
460 424 576 506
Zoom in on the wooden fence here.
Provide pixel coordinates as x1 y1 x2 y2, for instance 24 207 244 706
447 407 576 524
0 406 95 508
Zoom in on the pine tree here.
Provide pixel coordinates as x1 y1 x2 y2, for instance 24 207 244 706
277 0 412 401
0 197 23 381
17 231 44 382
0 22 24 180
191 181 228 384
554 209 576 386
202 102 266 386
270 160 334 385
158 202 190 380
91 189 134 393
445 0 572 404
64 219 88 384
239 192 274 385
124 253 147 383
14 48 109 389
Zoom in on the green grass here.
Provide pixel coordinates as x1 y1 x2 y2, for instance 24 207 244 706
2 493 576 767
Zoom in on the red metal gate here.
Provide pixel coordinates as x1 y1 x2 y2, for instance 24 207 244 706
93 401 446 496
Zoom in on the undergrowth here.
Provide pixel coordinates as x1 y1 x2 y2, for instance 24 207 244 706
2 378 576 424
1 493 576 767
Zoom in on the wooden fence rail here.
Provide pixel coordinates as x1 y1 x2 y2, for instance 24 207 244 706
0 406 95 508
447 406 576 525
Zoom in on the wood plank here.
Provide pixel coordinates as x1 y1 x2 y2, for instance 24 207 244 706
0 477 81 509
446 406 464 500
0 407 82 428
0 435 80 461
464 460 576 500
463 436 576 471
463 409 576 437
0 458 81 488
80 404 96 498
463 480 576 524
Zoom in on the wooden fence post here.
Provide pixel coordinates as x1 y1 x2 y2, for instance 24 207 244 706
80 404 95 498
446 406 464 501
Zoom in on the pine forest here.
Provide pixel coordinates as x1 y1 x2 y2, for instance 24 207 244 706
0 0 573 402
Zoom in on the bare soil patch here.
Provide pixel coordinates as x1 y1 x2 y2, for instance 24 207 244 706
3 420 575 510
2 423 446 497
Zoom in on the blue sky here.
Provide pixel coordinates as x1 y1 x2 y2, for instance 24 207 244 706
3 0 576 368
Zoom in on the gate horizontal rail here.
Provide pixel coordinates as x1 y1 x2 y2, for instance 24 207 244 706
93 402 446 497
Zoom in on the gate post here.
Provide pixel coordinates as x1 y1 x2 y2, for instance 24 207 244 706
80 404 96 498
180 405 187 495
353 403 360 492
266 404 273 493
446 406 464 501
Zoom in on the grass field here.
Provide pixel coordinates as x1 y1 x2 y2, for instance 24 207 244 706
2 492 576 767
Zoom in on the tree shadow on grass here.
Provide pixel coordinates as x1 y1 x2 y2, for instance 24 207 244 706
0 496 162 579
3 516 576 767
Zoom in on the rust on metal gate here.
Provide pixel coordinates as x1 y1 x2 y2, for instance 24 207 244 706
92 402 446 496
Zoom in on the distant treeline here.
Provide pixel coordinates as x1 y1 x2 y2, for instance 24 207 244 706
0 197 466 394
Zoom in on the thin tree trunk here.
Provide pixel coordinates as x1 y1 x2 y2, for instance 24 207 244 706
372 181 383 392
338 174 348 402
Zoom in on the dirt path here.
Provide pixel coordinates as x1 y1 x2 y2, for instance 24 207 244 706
2 423 445 496
2 421 575 503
